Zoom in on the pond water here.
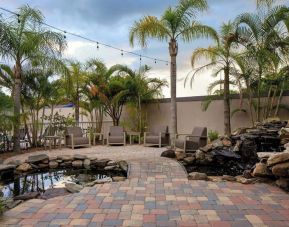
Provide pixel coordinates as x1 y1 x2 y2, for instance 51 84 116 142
0 169 110 199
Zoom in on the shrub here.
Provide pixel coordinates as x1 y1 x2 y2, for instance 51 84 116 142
208 130 219 142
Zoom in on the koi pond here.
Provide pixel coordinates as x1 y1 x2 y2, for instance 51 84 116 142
0 169 116 199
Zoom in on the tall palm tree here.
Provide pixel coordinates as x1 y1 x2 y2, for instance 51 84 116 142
188 22 239 135
129 0 217 141
0 6 66 152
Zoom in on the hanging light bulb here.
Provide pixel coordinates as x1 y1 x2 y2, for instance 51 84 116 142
17 14 20 23
154 59 157 64
97 42 99 50
121 50 124 56
63 31 67 39
140 55 142 62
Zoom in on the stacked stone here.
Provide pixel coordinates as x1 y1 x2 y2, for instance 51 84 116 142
253 144 289 191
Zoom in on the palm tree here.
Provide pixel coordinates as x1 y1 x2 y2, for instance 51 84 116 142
235 5 288 122
62 61 88 124
129 0 217 141
188 22 239 135
0 5 66 152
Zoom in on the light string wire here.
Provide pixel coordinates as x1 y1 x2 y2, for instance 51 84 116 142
0 6 170 65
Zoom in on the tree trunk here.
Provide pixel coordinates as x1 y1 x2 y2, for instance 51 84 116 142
13 61 22 152
75 101 80 125
169 39 178 145
256 69 262 122
223 67 231 136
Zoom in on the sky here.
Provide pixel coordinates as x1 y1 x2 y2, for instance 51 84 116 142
1 0 288 98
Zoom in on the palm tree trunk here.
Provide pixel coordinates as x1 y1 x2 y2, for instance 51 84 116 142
256 69 262 122
224 67 231 136
13 61 22 152
169 39 178 144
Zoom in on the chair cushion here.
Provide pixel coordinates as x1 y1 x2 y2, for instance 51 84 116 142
66 127 83 137
145 135 159 144
66 137 89 146
110 126 124 136
108 136 124 143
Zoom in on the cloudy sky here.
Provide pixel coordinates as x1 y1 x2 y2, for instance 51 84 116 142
1 0 288 97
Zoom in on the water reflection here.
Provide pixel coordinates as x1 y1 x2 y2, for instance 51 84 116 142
0 169 108 198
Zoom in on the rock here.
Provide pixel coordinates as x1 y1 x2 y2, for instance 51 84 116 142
49 156 57 161
16 163 32 172
222 137 232 147
183 156 195 164
65 183 83 193
253 163 273 177
72 160 83 168
233 140 242 152
200 143 213 153
175 150 186 161
27 154 49 163
93 177 112 184
73 154 87 160
257 152 277 160
195 150 205 161
38 163 49 168
93 159 110 168
83 159 91 169
6 160 21 166
107 161 117 166
243 170 253 179
272 162 289 177
60 161 72 167
118 160 128 172
267 152 289 166
222 175 236 181
211 150 241 159
5 200 22 209
14 192 40 201
56 159 63 163
57 155 73 161
0 164 15 171
40 188 70 200
212 139 223 149
188 172 208 180
236 176 256 184
85 182 96 187
49 161 58 169
276 178 289 190
104 165 117 171
161 150 176 158
112 176 126 182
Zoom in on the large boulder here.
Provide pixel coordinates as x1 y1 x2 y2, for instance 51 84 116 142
83 159 91 169
161 150 176 158
118 160 128 172
200 143 213 153
16 163 32 172
49 161 58 169
183 156 195 165
175 150 186 161
272 162 289 177
0 164 15 172
276 178 289 190
72 160 83 168
267 152 289 166
253 163 272 177
65 183 83 193
27 154 49 164
14 192 39 201
188 172 208 180
57 155 73 162
73 154 87 160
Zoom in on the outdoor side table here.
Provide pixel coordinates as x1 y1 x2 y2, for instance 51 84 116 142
93 133 104 145
44 135 63 150
127 132 141 145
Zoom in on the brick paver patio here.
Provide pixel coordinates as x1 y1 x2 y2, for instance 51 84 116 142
1 145 289 226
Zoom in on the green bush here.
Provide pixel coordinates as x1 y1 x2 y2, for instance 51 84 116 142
208 130 219 142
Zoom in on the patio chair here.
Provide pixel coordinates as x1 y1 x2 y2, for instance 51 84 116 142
107 126 126 146
19 128 29 150
65 126 91 149
144 126 169 148
175 127 207 153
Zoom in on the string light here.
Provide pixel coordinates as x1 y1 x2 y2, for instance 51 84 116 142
17 14 20 23
154 59 157 64
0 6 171 65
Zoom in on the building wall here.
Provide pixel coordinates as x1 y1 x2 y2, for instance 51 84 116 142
142 95 289 134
